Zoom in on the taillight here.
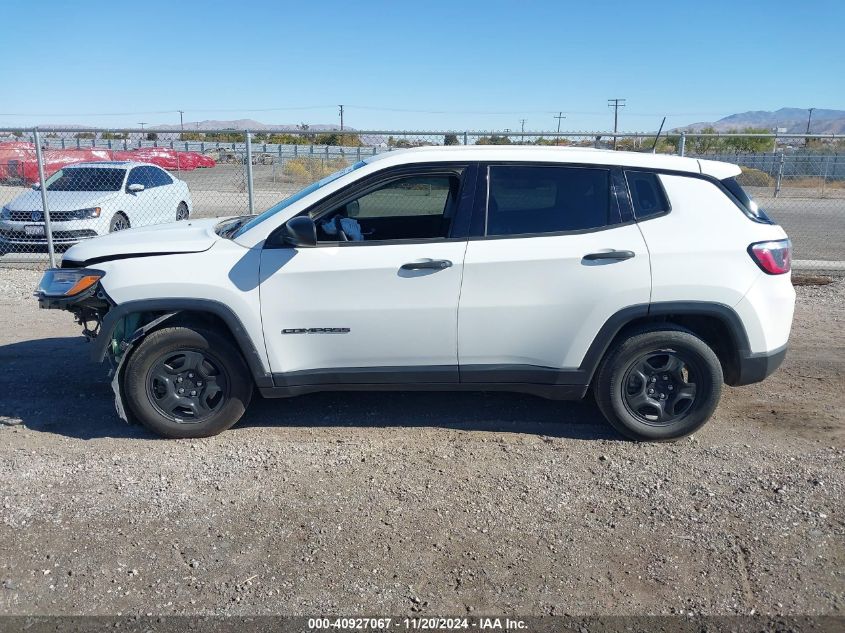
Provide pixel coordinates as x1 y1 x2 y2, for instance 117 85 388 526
748 239 791 275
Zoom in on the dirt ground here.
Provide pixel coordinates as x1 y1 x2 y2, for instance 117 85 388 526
0 268 842 617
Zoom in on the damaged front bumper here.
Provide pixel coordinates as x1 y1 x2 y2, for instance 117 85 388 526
36 267 179 423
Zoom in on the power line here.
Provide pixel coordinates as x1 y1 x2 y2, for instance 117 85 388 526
608 98 626 149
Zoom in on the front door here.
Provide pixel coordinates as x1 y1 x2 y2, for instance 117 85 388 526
259 165 475 386
457 163 651 384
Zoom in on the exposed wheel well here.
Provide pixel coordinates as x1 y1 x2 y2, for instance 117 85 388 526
100 306 269 388
605 314 741 385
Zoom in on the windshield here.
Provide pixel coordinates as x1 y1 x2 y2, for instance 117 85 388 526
46 167 125 192
233 160 366 238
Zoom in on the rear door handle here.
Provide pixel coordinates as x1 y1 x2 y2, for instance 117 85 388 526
400 259 453 271
582 250 635 261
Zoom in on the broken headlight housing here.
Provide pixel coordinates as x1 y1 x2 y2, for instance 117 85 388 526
37 268 105 298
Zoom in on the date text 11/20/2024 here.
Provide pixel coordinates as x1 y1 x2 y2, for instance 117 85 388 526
306 617 529 630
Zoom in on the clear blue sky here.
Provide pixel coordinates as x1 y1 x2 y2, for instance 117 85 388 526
1 0 840 132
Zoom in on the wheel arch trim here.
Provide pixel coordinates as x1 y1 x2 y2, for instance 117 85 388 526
578 301 751 383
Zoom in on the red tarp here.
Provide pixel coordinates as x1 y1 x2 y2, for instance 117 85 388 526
0 142 215 183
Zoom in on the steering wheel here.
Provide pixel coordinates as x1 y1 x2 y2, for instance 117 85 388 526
333 215 349 242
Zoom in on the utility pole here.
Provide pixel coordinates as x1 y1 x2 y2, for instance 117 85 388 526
338 104 344 131
519 118 526 144
608 98 626 149
805 107 815 146
137 122 146 131
178 110 185 132
553 111 566 146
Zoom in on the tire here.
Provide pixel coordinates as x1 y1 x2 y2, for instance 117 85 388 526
176 202 189 221
592 325 723 441
122 326 253 438
109 213 130 233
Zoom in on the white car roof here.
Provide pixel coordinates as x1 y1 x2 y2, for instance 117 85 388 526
364 145 741 179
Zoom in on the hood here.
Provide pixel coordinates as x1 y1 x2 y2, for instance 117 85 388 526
7 189 120 212
63 218 222 264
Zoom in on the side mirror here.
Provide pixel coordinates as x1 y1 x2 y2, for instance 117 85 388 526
281 216 317 247
127 183 145 194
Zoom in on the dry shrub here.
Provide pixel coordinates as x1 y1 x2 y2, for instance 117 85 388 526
283 157 349 182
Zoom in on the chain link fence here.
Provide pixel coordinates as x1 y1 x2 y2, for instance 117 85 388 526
1 128 842 266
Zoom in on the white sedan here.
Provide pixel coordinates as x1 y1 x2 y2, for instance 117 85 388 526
0 161 192 248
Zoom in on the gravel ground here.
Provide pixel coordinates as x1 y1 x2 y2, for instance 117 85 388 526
0 268 842 616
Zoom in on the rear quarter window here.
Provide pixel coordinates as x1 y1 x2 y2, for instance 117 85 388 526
721 177 774 224
625 170 670 220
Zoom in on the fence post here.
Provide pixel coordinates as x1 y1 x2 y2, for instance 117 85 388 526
463 131 468 146
678 132 686 157
33 129 57 268
774 152 785 198
244 130 255 214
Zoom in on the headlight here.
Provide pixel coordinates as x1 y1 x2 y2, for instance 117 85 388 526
70 207 101 219
0 206 10 221
37 268 105 297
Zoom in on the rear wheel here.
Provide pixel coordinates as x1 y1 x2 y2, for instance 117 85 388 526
109 213 130 232
123 326 252 438
176 202 189 221
593 326 722 441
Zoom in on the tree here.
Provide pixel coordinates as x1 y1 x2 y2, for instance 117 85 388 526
475 134 512 145
146 132 158 141
722 128 772 153
315 133 363 147
444 133 460 146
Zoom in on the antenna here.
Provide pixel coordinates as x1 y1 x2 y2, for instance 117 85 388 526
651 117 667 153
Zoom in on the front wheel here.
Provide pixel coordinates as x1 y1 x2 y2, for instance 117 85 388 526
122 326 253 438
593 326 723 441
176 202 189 221
109 213 130 233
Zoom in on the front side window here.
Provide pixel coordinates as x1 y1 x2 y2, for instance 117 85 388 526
46 167 125 192
316 172 462 242
486 165 614 236
625 170 670 219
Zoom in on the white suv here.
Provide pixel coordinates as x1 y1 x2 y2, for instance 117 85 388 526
1 161 192 248
36 146 795 440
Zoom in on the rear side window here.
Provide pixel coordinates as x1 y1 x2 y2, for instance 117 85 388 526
625 170 670 219
150 167 173 187
721 177 773 224
486 165 614 236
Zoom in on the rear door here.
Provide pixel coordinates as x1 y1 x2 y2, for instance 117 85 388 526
457 163 651 386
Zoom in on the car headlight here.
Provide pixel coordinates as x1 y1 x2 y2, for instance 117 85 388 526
70 207 101 220
0 206 10 221
37 268 105 297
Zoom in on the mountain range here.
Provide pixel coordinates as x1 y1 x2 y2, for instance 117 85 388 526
679 108 845 134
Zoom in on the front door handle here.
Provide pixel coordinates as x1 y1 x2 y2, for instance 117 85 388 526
400 259 453 271
583 250 635 261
